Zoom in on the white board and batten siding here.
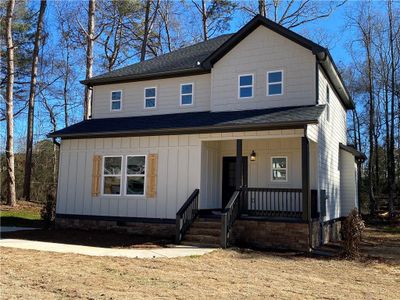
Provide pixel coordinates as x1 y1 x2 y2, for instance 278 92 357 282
56 135 201 220
211 25 316 112
317 66 349 221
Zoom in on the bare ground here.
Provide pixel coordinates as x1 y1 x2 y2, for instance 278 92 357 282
0 227 399 300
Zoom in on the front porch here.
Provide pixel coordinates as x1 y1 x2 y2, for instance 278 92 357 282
177 130 323 250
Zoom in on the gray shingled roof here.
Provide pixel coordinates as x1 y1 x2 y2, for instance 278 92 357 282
49 105 325 139
82 34 233 85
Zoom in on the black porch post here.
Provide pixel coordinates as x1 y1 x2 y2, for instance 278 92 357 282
302 136 311 221
236 139 243 189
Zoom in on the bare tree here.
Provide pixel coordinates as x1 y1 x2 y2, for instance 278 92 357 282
5 0 16 206
242 0 346 29
83 0 95 120
22 0 47 201
192 0 237 41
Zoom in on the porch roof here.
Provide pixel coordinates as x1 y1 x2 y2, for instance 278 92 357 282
49 105 325 139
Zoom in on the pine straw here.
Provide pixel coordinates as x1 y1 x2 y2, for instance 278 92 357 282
1 245 399 299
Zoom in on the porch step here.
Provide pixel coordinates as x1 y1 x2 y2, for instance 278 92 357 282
191 220 221 229
187 227 221 236
184 233 220 244
180 241 220 248
180 216 222 247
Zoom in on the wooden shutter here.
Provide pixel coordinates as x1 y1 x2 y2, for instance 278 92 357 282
92 155 102 197
146 154 158 198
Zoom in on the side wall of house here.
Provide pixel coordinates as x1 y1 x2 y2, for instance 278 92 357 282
317 66 348 221
211 25 316 112
340 149 358 216
92 74 211 119
56 135 201 220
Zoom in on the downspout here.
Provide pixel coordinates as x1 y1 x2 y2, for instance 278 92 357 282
303 125 313 251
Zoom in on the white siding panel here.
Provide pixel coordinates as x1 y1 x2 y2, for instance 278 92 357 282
211 26 316 111
317 66 348 221
92 74 211 119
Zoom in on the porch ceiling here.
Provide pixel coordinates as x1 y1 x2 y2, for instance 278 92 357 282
49 105 325 139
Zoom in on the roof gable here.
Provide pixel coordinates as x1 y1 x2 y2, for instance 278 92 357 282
202 15 326 68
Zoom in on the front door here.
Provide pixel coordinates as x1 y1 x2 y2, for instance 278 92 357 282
222 157 248 208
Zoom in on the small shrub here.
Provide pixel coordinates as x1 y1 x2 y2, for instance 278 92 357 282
341 208 365 259
41 193 56 228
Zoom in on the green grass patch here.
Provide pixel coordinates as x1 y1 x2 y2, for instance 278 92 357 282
382 226 400 233
0 209 43 228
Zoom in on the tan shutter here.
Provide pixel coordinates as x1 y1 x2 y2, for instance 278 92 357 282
146 154 158 198
91 155 102 197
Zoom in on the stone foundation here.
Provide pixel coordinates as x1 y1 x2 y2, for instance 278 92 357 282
231 220 312 251
230 218 343 252
56 215 176 239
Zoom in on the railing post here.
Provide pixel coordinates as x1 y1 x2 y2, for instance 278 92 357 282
302 136 311 221
175 215 181 243
220 213 227 248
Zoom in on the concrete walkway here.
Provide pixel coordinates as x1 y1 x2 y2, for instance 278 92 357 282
0 226 39 233
0 239 216 259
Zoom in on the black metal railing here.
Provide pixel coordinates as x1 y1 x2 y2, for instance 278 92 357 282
240 187 303 218
221 190 242 248
176 189 200 243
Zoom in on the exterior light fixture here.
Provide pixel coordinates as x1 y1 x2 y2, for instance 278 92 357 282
250 150 256 161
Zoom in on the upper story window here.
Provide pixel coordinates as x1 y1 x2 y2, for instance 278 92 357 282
271 156 287 182
111 91 122 111
126 155 146 196
144 87 157 108
267 70 283 96
102 156 122 195
326 85 330 122
238 74 254 99
180 83 193 106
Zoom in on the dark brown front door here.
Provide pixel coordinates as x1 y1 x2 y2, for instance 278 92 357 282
222 156 248 208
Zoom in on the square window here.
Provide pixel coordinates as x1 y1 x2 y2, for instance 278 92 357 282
238 74 254 99
268 84 282 95
104 157 122 175
181 95 192 105
180 83 193 105
181 84 192 94
111 101 121 110
271 157 287 182
240 75 252 86
145 88 157 108
111 91 121 100
267 71 283 96
145 98 155 108
127 156 145 175
111 91 122 111
103 176 121 195
240 87 253 98
126 177 145 195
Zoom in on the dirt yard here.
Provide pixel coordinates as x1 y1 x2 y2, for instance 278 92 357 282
0 227 399 299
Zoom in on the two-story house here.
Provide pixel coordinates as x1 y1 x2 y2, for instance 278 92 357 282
50 15 365 251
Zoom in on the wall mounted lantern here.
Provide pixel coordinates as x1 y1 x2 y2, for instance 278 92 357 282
250 150 256 161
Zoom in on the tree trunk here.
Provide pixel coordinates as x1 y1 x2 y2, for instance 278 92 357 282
365 28 376 215
201 0 208 41
387 0 396 218
140 0 151 62
84 0 95 120
258 0 266 17
63 46 70 127
5 0 16 207
23 0 47 201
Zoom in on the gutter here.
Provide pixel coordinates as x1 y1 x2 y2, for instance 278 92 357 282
48 119 319 139
316 50 354 110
